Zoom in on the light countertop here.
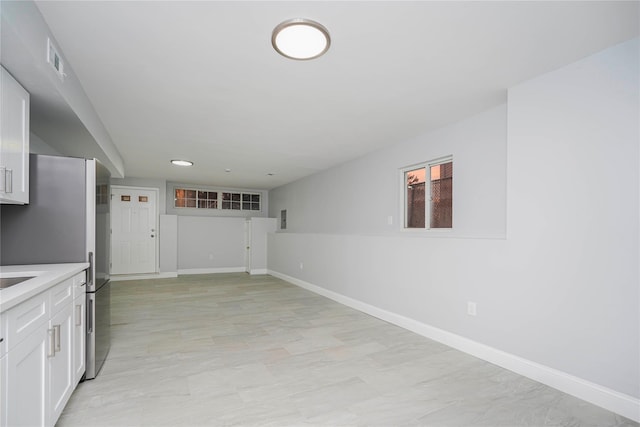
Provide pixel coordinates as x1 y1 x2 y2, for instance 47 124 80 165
0 263 89 313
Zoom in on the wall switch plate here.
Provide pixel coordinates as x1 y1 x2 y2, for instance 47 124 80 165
387 215 393 225
299 262 304 270
467 302 477 316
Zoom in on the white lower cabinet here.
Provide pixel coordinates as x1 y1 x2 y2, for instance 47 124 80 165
49 303 74 423
5 327 49 426
0 353 6 427
1 271 86 427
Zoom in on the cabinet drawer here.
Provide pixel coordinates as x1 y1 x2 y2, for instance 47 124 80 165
50 278 74 316
5 290 48 352
72 271 87 299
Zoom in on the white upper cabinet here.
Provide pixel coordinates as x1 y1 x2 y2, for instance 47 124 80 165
0 66 30 204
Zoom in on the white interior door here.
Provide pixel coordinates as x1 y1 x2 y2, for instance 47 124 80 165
111 187 158 275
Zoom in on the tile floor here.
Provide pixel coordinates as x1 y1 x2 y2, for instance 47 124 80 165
56 273 638 426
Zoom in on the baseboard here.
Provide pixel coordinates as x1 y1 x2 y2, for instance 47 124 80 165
178 267 245 275
110 272 178 281
267 269 640 423
249 268 269 275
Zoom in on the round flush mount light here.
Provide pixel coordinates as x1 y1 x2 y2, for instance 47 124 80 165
171 160 193 167
272 18 330 60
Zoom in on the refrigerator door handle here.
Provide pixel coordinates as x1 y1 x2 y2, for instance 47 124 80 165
88 252 94 288
88 298 94 333
5 169 12 193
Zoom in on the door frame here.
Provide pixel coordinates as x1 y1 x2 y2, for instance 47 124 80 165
110 185 160 275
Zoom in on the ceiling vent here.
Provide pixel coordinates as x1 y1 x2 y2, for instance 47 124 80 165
47 38 65 81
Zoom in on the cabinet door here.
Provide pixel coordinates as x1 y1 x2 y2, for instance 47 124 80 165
0 67 30 204
5 327 49 427
48 304 73 425
72 295 86 384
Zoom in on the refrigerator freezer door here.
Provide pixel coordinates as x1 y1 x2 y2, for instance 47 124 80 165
85 281 111 380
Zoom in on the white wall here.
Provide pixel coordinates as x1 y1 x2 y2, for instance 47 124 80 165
29 132 61 155
177 216 246 273
505 36 639 398
159 214 177 273
267 37 639 418
248 218 277 274
109 180 272 275
269 104 507 238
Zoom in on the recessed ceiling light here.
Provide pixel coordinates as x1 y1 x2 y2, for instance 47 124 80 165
267 173 275 176
272 18 330 60
171 160 193 167
225 168 232 173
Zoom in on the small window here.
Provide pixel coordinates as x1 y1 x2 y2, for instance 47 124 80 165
402 157 452 229
175 188 218 209
221 192 260 211
174 187 260 211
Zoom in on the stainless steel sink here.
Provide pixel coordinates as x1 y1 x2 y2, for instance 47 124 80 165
0 276 35 289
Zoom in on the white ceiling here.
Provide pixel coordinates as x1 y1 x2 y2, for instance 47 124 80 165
33 1 639 190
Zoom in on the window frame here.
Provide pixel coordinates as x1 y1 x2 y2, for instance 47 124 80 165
400 156 453 232
174 186 261 212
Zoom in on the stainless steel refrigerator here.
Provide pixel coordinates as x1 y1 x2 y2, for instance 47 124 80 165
0 153 111 379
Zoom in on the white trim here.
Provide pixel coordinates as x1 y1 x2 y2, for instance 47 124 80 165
267 269 640 423
178 267 245 275
249 269 269 275
111 272 177 281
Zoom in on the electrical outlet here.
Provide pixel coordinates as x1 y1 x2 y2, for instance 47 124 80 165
387 215 393 225
299 262 304 270
467 302 477 316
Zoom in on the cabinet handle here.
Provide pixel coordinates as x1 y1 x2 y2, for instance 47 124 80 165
76 304 83 326
4 169 12 193
54 324 61 353
48 329 56 358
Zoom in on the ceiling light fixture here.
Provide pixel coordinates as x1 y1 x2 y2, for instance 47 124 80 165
171 160 193 167
272 18 330 60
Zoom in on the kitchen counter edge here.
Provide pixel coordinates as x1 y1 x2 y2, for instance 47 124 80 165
0 263 90 313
